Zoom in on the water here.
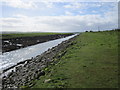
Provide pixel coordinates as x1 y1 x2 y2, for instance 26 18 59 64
0 34 77 72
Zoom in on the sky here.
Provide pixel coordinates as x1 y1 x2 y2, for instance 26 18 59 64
0 0 119 32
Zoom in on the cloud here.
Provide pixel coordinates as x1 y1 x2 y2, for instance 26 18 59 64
63 2 83 9
1 0 55 10
1 0 118 10
0 0 118 32
42 1 54 8
1 0 37 9
65 11 73 16
21 0 118 2
1 9 118 32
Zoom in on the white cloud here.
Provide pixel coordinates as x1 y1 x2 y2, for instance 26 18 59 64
1 0 55 9
1 9 118 32
0 0 118 32
79 11 84 14
64 2 83 9
1 0 37 9
65 11 73 16
1 0 118 10
20 0 118 2
42 1 54 8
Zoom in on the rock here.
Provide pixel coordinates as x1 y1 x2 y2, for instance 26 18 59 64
15 65 22 72
44 79 51 83
40 70 45 76
2 34 77 88
41 65 46 68
7 71 14 77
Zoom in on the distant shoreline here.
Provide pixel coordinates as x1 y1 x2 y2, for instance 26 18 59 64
2 33 73 53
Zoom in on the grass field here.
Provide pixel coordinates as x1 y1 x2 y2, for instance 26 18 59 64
30 30 119 88
1 32 73 39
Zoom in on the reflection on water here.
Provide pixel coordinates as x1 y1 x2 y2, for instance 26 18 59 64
0 34 77 71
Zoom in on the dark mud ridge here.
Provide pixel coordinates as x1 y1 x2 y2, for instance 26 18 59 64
2 35 78 88
2 34 73 53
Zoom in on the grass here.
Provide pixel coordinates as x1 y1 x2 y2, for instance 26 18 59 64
1 32 73 39
27 30 118 88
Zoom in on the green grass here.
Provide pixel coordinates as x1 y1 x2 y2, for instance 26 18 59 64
29 30 118 88
1 32 73 39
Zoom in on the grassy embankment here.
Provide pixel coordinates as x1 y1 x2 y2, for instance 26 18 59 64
28 30 119 88
1 32 73 39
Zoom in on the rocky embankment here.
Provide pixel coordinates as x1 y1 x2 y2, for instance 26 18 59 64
2 35 77 88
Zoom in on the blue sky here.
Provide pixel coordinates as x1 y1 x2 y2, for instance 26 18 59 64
1 2 116 17
0 0 119 32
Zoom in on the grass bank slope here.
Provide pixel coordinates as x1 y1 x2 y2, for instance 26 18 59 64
31 30 118 88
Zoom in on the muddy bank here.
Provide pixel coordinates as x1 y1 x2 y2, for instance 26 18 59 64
2 34 73 53
1 35 78 88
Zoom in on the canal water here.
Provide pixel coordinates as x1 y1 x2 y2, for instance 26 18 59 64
0 34 78 72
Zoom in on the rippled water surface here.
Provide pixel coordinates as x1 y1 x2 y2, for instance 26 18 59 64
0 34 77 71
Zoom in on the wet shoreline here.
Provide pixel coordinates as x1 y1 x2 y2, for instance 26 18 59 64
1 34 78 88
1 34 77 73
2 34 73 53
